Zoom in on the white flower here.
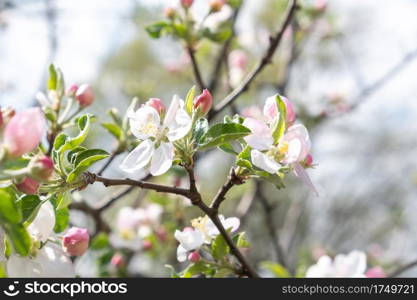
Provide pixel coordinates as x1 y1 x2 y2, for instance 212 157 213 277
204 4 233 32
174 228 204 262
191 215 240 244
6 201 74 277
120 95 191 176
306 250 367 278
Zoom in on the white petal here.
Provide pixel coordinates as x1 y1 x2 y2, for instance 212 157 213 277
306 256 334 277
334 250 367 277
177 245 188 262
223 217 240 233
293 162 319 196
120 140 155 173
283 124 311 162
165 96 192 141
243 118 273 150
251 150 281 174
150 142 174 176
129 106 161 139
27 200 55 242
174 230 204 251
7 244 74 278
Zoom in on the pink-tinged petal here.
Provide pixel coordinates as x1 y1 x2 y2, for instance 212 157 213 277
263 96 278 123
293 162 319 196
146 98 166 115
63 227 90 256
120 140 154 173
251 150 281 174
4 108 45 157
243 118 273 150
163 95 180 127
129 106 160 139
282 97 296 124
165 96 192 141
150 142 174 176
282 124 311 163
366 267 386 278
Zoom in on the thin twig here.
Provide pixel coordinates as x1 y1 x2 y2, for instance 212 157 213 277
210 168 242 211
186 46 206 91
97 151 119 176
209 0 298 120
389 259 417 278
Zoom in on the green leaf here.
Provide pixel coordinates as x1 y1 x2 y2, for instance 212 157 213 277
198 123 251 150
16 195 41 224
261 261 291 278
218 143 238 155
182 262 211 278
54 114 92 156
192 118 209 144
211 234 230 261
66 149 109 183
3 223 31 256
234 232 250 248
91 232 109 250
145 21 171 38
185 85 196 115
56 67 65 97
67 146 87 165
165 265 180 278
0 188 22 224
54 208 69 233
271 94 287 144
203 26 232 43
255 171 285 189
47 64 57 91
53 133 69 152
102 123 124 141
236 158 252 169
54 192 72 210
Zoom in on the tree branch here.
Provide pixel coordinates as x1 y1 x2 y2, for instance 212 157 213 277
389 259 417 278
210 168 243 211
208 0 298 120
186 46 206 91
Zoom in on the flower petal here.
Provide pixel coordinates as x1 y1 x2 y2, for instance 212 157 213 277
293 162 319 196
150 142 174 176
251 150 281 174
27 200 55 242
120 140 155 173
177 245 188 262
165 96 192 141
174 229 204 251
129 106 160 140
243 118 273 150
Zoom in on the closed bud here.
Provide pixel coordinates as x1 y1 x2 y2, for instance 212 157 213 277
146 98 166 115
4 108 45 158
164 7 176 19
193 89 212 115
29 155 54 181
111 253 125 268
63 227 90 256
304 154 313 167
16 177 40 195
180 0 194 8
75 84 95 107
188 251 201 263
66 84 79 97
209 0 226 12
143 240 153 251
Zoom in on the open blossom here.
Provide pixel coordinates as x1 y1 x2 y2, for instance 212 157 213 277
120 95 192 176
7 201 74 277
3 107 45 157
243 95 317 195
63 227 90 256
306 250 367 278
205 4 232 32
175 215 240 262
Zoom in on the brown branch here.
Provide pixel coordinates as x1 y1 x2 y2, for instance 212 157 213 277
70 202 111 235
186 46 206 91
389 259 417 278
208 0 298 120
210 168 243 211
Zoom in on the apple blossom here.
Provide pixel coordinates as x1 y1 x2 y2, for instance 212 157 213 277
75 84 95 107
3 107 45 157
120 95 192 176
146 98 166 115
27 201 56 242
63 227 90 256
175 228 204 262
194 89 213 115
306 250 367 278
263 95 296 125
143 240 153 251
15 177 40 195
191 215 240 243
205 4 233 32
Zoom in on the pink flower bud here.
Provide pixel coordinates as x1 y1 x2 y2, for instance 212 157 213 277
164 7 176 19
304 154 313 167
66 84 79 97
146 98 166 115
75 84 95 107
209 0 226 12
16 177 40 195
4 108 45 158
365 267 386 278
194 89 213 115
30 156 54 181
63 227 90 256
188 251 201 263
229 50 248 70
264 96 296 124
111 253 125 268
180 0 194 8
143 240 153 251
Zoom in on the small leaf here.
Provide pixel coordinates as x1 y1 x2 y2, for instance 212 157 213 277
192 118 209 144
3 223 31 256
54 208 69 233
0 188 22 224
102 123 124 141
182 262 211 278
211 234 230 261
91 233 109 250
185 85 196 115
218 143 238 155
233 232 250 248
261 261 291 278
198 123 251 150
47 64 57 91
56 114 91 153
255 171 285 189
271 94 287 144
16 195 42 224
66 149 109 183
145 21 171 38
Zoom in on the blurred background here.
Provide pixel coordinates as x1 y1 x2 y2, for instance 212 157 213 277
1 0 417 277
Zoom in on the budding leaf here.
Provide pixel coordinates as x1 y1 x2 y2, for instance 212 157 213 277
91 233 109 250
211 234 230 261
198 123 251 150
16 195 42 224
185 85 196 116
101 123 124 141
192 118 209 144
47 64 58 91
271 94 287 144
145 21 171 39
66 149 109 183
182 262 212 278
255 170 285 189
55 114 91 154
